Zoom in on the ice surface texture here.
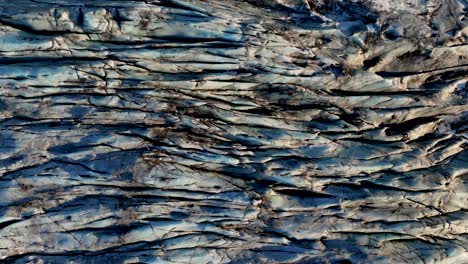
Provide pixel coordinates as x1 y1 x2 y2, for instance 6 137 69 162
0 0 467 263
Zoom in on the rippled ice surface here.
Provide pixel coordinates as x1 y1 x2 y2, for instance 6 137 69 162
0 0 466 263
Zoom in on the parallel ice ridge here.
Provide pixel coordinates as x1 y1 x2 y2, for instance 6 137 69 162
0 0 466 263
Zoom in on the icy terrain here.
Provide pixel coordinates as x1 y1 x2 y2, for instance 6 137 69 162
0 0 467 263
